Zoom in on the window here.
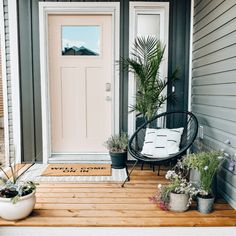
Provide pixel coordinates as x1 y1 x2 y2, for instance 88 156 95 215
61 26 100 56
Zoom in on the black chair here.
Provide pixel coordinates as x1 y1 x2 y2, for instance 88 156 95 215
121 111 198 187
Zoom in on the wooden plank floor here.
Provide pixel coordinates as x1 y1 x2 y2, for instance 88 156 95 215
0 164 236 227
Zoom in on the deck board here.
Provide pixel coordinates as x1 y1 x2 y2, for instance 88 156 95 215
0 164 235 227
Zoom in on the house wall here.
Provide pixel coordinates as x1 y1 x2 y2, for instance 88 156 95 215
191 0 236 208
0 41 3 120
1 0 14 161
17 0 191 162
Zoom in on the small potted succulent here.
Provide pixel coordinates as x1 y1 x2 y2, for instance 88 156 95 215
104 133 128 169
151 168 198 212
0 162 37 220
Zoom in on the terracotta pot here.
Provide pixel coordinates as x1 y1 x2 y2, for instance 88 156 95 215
0 190 36 220
168 192 190 212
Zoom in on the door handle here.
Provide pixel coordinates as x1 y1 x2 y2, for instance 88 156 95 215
105 83 111 92
105 96 112 101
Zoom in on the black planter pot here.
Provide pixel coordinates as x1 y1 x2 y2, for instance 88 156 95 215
110 152 127 169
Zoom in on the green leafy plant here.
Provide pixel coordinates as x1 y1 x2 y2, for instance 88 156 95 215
182 153 202 170
120 36 178 120
196 152 223 196
104 133 128 153
181 151 224 196
0 162 37 204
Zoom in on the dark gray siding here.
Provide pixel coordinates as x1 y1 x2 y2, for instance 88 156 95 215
192 0 236 208
17 0 191 162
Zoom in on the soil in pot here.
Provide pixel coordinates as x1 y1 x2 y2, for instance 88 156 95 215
168 192 190 212
197 194 215 214
110 152 127 169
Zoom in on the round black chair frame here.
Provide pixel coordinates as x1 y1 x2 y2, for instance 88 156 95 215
121 111 198 187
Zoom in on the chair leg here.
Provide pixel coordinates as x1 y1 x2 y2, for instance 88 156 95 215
157 165 161 176
141 162 144 170
152 164 155 172
121 160 139 188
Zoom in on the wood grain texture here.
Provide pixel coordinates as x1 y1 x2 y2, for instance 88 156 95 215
0 164 235 227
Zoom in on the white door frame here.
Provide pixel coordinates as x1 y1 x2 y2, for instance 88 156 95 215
128 2 169 137
39 2 120 164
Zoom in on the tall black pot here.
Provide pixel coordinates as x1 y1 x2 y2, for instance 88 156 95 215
109 152 127 169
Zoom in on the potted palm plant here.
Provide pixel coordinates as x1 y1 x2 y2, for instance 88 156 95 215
0 162 37 220
120 36 178 122
104 133 128 169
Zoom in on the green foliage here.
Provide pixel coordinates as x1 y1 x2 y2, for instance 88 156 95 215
120 36 178 120
183 151 223 195
0 162 38 203
104 133 128 153
197 152 223 195
182 153 202 170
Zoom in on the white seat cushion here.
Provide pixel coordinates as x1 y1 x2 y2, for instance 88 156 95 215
141 127 184 158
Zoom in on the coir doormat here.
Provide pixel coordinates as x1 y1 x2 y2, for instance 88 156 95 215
41 164 111 176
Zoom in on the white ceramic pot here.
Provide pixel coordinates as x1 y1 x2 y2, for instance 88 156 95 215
0 191 36 220
168 192 190 212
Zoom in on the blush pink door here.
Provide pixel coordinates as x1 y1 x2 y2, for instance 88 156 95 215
48 15 112 155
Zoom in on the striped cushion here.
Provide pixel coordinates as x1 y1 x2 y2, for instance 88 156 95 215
141 128 184 158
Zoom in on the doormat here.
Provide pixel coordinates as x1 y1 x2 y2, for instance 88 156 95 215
42 164 111 176
19 164 127 182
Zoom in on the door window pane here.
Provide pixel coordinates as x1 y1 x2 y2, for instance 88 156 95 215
137 14 160 39
62 26 100 56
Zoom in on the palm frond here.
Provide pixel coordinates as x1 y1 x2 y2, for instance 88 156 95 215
119 36 179 120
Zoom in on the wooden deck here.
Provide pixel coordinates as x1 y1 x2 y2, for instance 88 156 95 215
0 163 236 227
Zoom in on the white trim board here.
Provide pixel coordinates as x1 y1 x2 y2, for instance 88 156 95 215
39 2 120 164
0 0 10 165
8 0 21 163
128 2 169 138
1 227 236 236
188 0 194 112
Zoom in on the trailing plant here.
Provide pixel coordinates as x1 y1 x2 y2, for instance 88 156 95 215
150 168 198 210
0 162 37 204
104 133 128 153
120 36 178 121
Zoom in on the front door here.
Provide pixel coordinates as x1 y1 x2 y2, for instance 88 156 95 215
48 14 112 158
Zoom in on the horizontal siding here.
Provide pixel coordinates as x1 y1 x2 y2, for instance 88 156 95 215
193 44 236 68
194 114 236 149
192 95 236 109
193 2 236 42
192 70 235 86
192 57 236 77
193 15 236 51
192 0 236 209
194 0 234 32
